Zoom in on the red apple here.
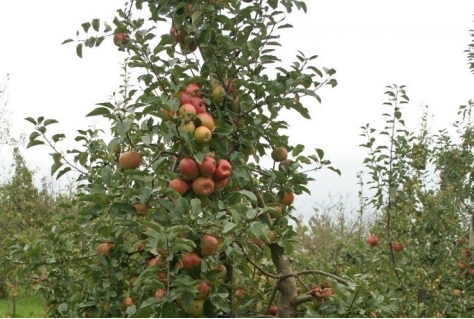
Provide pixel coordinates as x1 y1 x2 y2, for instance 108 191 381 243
148 256 161 267
119 151 141 170
186 83 201 98
234 289 245 298
169 178 189 195
268 305 277 316
278 191 294 205
113 32 129 46
179 91 192 105
199 234 218 257
192 177 215 197
458 261 466 271
179 103 197 116
392 242 404 252
194 126 212 144
180 252 202 269
97 243 113 255
469 268 474 277
155 289 165 300
190 97 206 114
179 157 200 181
213 159 232 181
198 155 216 177
122 296 133 308
195 281 210 299
133 203 147 217
196 112 215 131
366 235 379 247
214 178 229 190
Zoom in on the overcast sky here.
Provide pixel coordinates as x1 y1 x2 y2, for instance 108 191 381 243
0 1 474 218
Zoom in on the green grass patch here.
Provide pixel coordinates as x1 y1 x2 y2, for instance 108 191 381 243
0 295 44 318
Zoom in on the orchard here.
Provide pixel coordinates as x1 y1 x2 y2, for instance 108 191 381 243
5 0 474 318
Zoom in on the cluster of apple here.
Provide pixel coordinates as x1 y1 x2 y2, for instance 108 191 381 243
307 284 334 306
365 235 404 252
169 155 232 197
177 83 216 145
457 247 474 277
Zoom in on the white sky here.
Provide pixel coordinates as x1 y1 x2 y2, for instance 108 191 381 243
0 1 474 218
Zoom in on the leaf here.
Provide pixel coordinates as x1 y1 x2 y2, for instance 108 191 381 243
61 39 74 45
24 117 37 125
56 167 72 179
27 140 45 148
140 297 157 309
223 222 236 234
58 303 68 314
86 107 111 117
239 190 257 202
292 144 305 156
81 22 91 33
76 44 83 58
44 119 59 126
92 19 100 32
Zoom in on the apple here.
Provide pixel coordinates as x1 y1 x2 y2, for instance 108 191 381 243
169 178 189 195
196 113 215 131
278 191 294 205
271 146 288 162
268 305 277 316
179 103 197 116
133 203 147 217
462 248 471 258
158 271 167 284
190 97 206 114
148 256 161 267
180 252 202 269
159 107 176 120
195 281 210 299
468 268 474 277
458 261 466 271
234 289 245 298
192 176 215 197
267 204 283 219
278 159 296 172
179 118 196 133
186 83 201 98
184 299 204 316
267 230 277 242
392 242 404 252
113 32 129 46
122 296 133 308
366 235 379 247
323 288 333 301
170 24 185 43
214 178 229 190
180 38 198 54
97 243 113 255
248 237 263 248
194 126 212 144
179 157 200 181
179 91 192 105
211 84 225 103
11 292 18 299
136 241 145 251
199 234 218 257
155 289 165 300
119 151 141 170
213 159 232 181
198 155 216 177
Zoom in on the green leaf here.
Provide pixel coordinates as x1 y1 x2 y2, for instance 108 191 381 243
140 297 157 309
81 22 91 33
222 222 236 234
27 140 45 148
56 167 72 179
92 19 100 32
76 43 83 58
292 144 305 156
86 107 111 117
24 117 37 125
62 39 74 45
239 190 257 202
44 119 59 126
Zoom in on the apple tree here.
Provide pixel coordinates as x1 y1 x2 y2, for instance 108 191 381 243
7 0 358 317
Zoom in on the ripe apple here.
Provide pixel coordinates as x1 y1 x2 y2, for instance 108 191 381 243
194 126 212 144
458 261 466 271
180 252 202 269
196 112 215 131
190 97 206 114
195 281 210 299
214 178 229 190
113 32 129 46
179 91 192 105
192 176 215 197
179 157 200 181
133 203 147 217
179 118 196 133
122 296 133 308
271 146 288 162
119 151 141 170
198 155 216 177
97 243 113 255
234 289 245 298
158 271 167 284
155 289 165 300
453 289 463 297
199 234 218 257
148 256 161 267
170 24 185 43
179 103 197 116
468 268 474 277
169 178 189 195
213 159 232 181
462 248 471 258
268 305 277 316
136 241 145 251
186 83 201 98
268 230 277 242
366 235 379 247
211 84 225 103
392 242 404 252
278 191 294 205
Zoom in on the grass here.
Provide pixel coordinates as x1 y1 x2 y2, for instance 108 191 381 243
0 295 44 318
